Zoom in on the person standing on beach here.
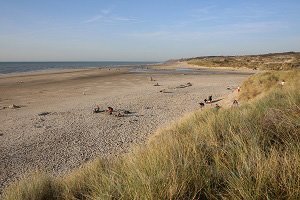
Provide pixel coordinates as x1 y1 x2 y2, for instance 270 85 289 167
208 95 213 103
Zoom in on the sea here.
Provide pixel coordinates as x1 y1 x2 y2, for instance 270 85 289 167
0 61 159 74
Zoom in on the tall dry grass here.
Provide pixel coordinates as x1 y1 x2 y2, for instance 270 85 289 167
3 71 300 200
238 70 299 100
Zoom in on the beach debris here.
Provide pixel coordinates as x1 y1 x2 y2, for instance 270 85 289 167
176 84 186 88
150 76 155 81
8 104 20 109
215 104 221 110
0 133 3 136
38 112 51 116
280 80 285 86
237 86 241 92
115 112 125 117
226 86 231 90
16 81 24 84
175 82 192 89
124 110 131 114
159 89 172 93
154 83 160 86
83 92 86 95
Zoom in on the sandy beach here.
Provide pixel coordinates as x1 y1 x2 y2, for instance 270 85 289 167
0 64 254 192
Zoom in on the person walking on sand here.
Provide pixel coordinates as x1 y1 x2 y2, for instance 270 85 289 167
237 86 241 92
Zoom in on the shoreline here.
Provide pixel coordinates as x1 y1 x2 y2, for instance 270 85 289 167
0 62 160 77
0 60 257 78
0 63 255 193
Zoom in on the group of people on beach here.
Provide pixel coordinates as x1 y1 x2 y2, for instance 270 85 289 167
93 105 132 117
199 95 223 110
199 86 241 110
93 85 242 117
93 106 114 114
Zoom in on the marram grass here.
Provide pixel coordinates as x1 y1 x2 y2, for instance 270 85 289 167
3 71 300 200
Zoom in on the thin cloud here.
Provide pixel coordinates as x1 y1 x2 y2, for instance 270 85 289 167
112 17 137 21
84 15 104 23
83 8 138 24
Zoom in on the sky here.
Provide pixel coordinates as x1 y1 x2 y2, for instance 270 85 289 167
0 0 300 61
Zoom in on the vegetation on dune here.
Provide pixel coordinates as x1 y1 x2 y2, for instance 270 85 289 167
185 52 300 70
239 70 300 100
4 70 300 200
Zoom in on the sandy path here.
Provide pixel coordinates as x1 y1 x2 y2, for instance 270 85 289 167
0 66 254 192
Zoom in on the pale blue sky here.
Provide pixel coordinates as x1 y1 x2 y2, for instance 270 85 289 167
0 0 300 61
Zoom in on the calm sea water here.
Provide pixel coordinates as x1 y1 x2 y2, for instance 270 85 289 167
0 61 159 74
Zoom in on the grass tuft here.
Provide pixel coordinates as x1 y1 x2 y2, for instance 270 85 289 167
3 173 62 200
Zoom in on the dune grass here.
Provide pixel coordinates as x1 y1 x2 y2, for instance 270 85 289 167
238 70 299 101
3 173 62 200
3 71 300 200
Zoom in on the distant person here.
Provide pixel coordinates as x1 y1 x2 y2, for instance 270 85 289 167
208 95 213 103
232 100 239 107
199 102 205 109
237 87 241 92
93 105 100 113
107 107 114 115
